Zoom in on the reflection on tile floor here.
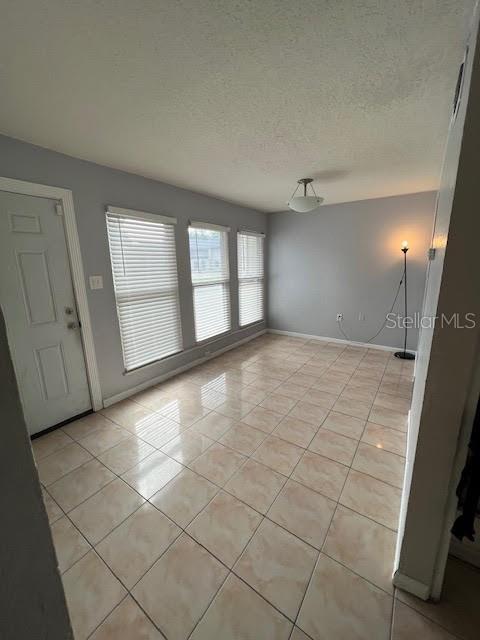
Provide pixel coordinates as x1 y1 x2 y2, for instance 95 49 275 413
32 334 478 639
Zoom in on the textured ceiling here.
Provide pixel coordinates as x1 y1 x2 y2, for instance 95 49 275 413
0 1 474 211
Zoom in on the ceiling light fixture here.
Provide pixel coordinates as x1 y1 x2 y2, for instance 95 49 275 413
287 178 324 213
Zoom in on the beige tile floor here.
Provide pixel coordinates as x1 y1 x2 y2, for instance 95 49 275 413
32 334 480 639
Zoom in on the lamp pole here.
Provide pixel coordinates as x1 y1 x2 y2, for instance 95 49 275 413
395 242 415 360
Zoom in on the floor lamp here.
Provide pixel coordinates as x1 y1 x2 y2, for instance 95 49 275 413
395 240 415 360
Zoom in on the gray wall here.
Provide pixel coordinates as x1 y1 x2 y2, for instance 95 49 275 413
268 192 436 350
0 307 72 638
0 135 267 402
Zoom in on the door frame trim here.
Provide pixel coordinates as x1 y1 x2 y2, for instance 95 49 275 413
0 176 103 411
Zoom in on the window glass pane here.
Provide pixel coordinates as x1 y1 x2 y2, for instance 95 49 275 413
189 227 229 284
193 283 230 342
239 280 263 327
238 232 264 327
189 225 231 341
106 210 182 370
238 233 264 279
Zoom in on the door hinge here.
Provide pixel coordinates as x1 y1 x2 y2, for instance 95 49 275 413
55 202 64 216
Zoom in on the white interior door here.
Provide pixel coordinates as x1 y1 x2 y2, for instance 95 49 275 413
0 190 91 434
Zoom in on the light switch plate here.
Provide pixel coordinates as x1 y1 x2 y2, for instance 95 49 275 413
89 275 103 290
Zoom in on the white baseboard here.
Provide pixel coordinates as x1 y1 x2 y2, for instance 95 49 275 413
267 328 409 354
103 328 266 407
393 571 430 600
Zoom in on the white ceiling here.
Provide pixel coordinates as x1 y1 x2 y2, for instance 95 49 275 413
0 1 474 212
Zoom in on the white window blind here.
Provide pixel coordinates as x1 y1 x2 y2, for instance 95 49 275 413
188 223 231 342
238 231 265 326
106 207 182 371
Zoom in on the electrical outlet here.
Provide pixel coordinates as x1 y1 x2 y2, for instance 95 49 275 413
358 312 365 321
336 313 343 322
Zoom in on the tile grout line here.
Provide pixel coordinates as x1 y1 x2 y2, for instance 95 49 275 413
52 344 384 528
182 506 272 639
262 348 370 634
58 494 171 640
165 341 355 635
289 399 369 636
39 334 414 638
50 347 388 519
370 348 408 638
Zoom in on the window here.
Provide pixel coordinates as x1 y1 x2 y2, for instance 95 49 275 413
106 206 182 371
189 222 230 342
238 230 265 326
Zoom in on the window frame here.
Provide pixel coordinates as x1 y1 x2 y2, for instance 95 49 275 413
105 205 183 373
188 221 232 344
237 229 265 328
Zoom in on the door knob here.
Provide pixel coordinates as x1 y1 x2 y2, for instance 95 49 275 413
65 307 74 315
67 321 79 330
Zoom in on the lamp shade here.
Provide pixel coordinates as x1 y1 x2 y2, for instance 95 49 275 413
287 195 324 213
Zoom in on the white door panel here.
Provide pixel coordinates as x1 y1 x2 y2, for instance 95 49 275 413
17 250 57 323
0 191 91 434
